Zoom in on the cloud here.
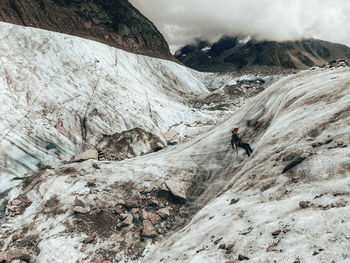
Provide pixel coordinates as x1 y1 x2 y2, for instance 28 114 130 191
130 0 350 53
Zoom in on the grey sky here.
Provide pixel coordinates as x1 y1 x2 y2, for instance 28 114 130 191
130 0 350 53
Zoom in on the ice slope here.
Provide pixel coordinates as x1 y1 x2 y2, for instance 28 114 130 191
1 63 349 262
0 22 216 193
143 67 350 263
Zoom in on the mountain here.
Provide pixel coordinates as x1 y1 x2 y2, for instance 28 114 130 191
0 0 173 60
175 36 350 72
1 22 350 262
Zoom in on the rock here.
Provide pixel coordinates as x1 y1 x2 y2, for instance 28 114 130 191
76 259 84 263
142 220 157 237
12 233 20 241
91 256 103 263
120 213 128 220
80 245 87 252
121 214 133 227
131 208 139 214
272 230 281 236
196 248 205 253
83 233 97 243
140 187 154 194
131 208 140 220
115 199 126 205
226 244 234 250
114 208 123 215
73 206 90 214
238 254 249 261
219 244 226 249
157 207 170 219
148 213 161 224
73 149 98 162
299 201 309 209
0 252 6 262
92 163 100 169
30 254 37 263
74 244 79 249
87 181 96 187
162 130 179 143
132 212 139 221
124 199 139 208
5 249 32 262
229 198 240 205
214 237 223 245
147 198 159 206
165 179 187 201
74 196 87 208
10 199 22 206
266 245 275 252
139 209 148 220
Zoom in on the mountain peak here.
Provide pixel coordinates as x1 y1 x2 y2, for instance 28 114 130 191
175 36 350 72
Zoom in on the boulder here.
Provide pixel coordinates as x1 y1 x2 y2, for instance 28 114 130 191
142 220 157 237
5 249 32 262
121 214 133 227
139 209 148 220
165 180 187 201
73 206 90 214
163 130 179 143
83 233 97 244
73 149 98 162
299 201 309 209
272 230 281 236
74 196 87 208
238 254 249 261
157 207 170 219
148 213 161 224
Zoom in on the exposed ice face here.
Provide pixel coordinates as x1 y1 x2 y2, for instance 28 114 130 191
0 22 220 192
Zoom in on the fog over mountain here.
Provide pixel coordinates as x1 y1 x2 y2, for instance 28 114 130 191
130 0 350 53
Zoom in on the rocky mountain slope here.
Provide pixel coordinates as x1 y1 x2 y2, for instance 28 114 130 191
1 23 350 263
0 0 173 60
175 36 350 72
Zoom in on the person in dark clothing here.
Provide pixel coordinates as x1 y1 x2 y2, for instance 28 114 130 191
231 128 253 157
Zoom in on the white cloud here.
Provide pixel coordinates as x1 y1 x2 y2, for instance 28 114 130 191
130 0 350 53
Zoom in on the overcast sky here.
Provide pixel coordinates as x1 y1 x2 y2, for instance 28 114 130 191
130 0 350 53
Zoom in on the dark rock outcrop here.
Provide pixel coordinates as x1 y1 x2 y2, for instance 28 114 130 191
97 128 166 161
175 36 350 72
0 0 173 60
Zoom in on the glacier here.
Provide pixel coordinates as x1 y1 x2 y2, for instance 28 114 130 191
0 22 350 263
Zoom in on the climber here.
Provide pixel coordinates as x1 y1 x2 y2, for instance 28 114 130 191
231 128 253 157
